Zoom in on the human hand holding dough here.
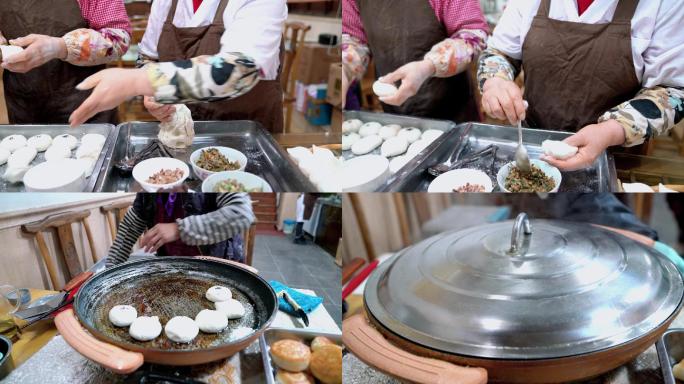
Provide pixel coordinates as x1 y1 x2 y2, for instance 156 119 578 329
541 121 625 171
157 104 195 149
377 60 435 106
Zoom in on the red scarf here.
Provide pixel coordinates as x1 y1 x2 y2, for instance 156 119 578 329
192 0 203 13
577 0 594 15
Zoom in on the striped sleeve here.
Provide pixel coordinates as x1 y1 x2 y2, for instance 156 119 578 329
106 207 148 267
176 193 255 245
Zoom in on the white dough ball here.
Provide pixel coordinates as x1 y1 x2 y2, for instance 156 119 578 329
1 135 27 152
80 133 106 148
2 164 30 184
206 285 232 302
7 146 37 168
407 139 432 156
195 309 229 333
542 140 578 160
380 136 408 158
397 128 422 144
372 80 398 97
342 119 363 133
0 147 9 165
44 142 72 162
389 155 412 174
342 132 360 151
421 129 443 143
108 305 137 327
27 134 52 152
379 124 401 140
215 298 246 319
52 134 78 150
75 142 102 159
165 316 200 343
359 122 382 137
351 135 382 156
129 316 162 341
228 326 255 341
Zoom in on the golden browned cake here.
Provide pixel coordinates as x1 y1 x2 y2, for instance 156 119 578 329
275 369 315 384
310 336 336 352
270 339 311 372
309 344 342 384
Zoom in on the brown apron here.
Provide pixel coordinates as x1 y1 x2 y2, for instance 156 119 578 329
522 0 641 131
357 0 478 122
157 0 284 133
0 0 118 124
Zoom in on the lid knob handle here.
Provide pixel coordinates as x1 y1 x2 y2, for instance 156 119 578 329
509 213 532 255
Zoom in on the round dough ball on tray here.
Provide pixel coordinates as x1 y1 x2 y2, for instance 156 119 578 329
342 119 362 133
205 285 232 302
379 124 401 140
27 134 52 152
52 134 78 150
397 127 422 144
342 132 360 151
0 147 10 166
358 122 381 137
165 316 200 343
1 134 27 152
44 142 72 162
195 309 228 333
351 135 382 156
108 305 137 327
129 316 162 341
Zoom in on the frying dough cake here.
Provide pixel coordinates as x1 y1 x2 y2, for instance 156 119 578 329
310 336 336 352
165 316 200 343
275 370 315 384
195 309 228 333
205 285 232 302
215 298 246 319
129 316 162 341
309 344 343 384
108 305 137 327
270 339 311 372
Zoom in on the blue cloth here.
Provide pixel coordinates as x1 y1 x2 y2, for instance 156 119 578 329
654 241 684 276
269 280 323 315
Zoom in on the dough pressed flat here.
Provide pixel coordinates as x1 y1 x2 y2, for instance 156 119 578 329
205 285 232 302
108 305 137 327
215 298 246 319
165 316 200 343
129 316 162 341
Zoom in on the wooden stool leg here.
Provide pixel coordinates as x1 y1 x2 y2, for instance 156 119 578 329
34 232 59 289
82 218 98 264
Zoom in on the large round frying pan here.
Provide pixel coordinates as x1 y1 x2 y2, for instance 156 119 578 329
55 256 277 374
343 221 684 384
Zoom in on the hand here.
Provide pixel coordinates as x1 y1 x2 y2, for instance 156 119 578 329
1 34 67 73
378 59 435 106
144 96 175 123
341 69 349 108
69 68 154 127
541 120 626 171
481 77 526 125
140 223 181 253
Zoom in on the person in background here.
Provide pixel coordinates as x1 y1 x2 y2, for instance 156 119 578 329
0 0 130 124
478 0 684 171
68 0 287 132
342 0 488 121
294 193 306 244
106 193 255 267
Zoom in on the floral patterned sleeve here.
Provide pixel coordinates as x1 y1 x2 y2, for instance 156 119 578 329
424 29 487 78
145 53 261 104
62 28 130 66
476 47 522 91
342 34 370 83
598 86 684 147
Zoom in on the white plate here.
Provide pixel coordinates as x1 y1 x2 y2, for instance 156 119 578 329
202 171 272 192
428 169 493 193
23 159 86 192
133 157 190 192
190 146 247 180
496 159 562 193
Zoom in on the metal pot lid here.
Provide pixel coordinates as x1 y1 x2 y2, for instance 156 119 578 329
364 213 684 360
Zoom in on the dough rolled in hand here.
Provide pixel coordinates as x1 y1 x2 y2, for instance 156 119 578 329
158 105 195 149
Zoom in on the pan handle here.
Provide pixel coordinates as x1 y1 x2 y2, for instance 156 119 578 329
54 309 144 374
593 225 655 247
342 314 487 384
194 256 259 274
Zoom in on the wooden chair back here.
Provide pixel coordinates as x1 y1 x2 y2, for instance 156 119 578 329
282 21 312 132
22 211 98 289
100 201 132 244
243 222 257 267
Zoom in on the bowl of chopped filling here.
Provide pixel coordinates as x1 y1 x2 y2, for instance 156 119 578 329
133 157 190 192
428 169 493 193
202 171 272 193
496 159 561 193
190 146 247 180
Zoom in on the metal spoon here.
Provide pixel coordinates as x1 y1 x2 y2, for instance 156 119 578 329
514 101 531 173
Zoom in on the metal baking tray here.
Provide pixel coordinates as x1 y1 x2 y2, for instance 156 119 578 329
259 328 342 384
0 124 117 192
657 328 684 384
94 121 316 192
380 122 618 192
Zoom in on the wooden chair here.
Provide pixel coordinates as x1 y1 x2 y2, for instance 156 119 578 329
282 21 312 132
243 222 257 267
100 201 132 243
22 211 98 290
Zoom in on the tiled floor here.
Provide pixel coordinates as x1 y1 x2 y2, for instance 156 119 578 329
252 234 342 328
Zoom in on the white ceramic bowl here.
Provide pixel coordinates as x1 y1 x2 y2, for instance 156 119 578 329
341 155 390 192
190 146 247 181
496 159 562 193
202 171 272 192
132 157 190 192
23 159 86 192
428 169 493 193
